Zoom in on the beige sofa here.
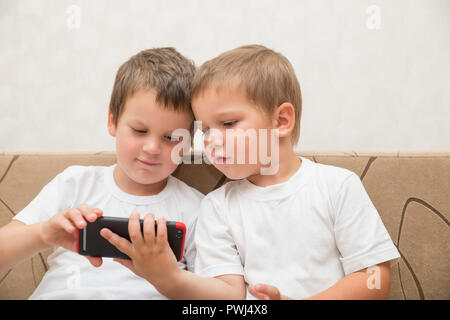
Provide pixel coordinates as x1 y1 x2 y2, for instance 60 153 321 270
0 151 449 300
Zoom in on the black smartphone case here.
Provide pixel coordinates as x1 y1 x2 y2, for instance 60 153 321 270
77 216 186 261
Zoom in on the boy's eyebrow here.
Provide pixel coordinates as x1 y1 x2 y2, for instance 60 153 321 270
212 108 242 118
128 119 147 127
128 119 186 135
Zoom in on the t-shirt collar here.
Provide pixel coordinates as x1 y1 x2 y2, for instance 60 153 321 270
105 164 173 205
238 156 313 201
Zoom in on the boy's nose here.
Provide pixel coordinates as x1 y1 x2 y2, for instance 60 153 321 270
142 137 161 155
204 128 224 147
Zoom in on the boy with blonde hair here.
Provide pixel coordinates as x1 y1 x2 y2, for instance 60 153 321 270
103 44 400 299
0 48 203 299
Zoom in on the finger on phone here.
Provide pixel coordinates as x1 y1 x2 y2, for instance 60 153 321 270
156 216 167 245
77 204 100 223
100 228 133 257
128 212 144 248
143 213 155 243
66 208 87 229
93 208 103 217
59 215 76 233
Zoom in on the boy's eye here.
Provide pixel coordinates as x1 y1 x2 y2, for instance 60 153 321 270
165 135 181 142
202 128 210 137
223 121 237 127
132 128 147 134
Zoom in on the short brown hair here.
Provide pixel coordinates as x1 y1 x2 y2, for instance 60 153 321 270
109 47 196 126
191 44 302 145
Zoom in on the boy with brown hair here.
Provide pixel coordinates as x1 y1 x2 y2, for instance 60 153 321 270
0 47 203 299
103 44 400 299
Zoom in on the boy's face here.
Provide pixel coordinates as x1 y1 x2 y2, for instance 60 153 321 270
192 87 277 180
108 89 193 187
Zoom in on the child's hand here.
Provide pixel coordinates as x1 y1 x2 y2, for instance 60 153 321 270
248 283 292 300
39 204 103 267
100 212 181 288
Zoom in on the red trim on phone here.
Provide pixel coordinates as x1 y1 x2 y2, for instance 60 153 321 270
176 222 186 261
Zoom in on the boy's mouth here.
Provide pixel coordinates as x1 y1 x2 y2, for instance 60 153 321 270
137 158 160 166
214 155 232 164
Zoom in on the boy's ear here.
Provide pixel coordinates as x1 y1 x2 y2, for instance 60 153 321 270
107 110 117 137
272 102 295 139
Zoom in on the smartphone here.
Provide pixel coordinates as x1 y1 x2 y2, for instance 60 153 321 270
77 216 186 261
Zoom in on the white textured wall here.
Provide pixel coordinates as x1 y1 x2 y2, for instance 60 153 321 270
1 0 449 151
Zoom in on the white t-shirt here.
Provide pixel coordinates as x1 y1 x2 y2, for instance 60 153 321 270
194 157 400 300
13 164 203 300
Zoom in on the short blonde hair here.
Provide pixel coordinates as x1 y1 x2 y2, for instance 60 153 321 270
191 44 302 144
109 48 196 127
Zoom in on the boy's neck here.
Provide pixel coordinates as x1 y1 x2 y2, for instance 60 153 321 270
246 143 301 188
113 165 167 196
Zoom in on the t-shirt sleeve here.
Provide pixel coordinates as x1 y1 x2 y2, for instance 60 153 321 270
194 194 244 278
333 173 400 275
13 167 76 225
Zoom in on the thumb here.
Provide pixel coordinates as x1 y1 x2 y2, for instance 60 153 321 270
86 256 103 268
250 283 281 300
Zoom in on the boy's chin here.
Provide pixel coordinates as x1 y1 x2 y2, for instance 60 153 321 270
130 175 165 186
131 169 172 186
215 164 257 181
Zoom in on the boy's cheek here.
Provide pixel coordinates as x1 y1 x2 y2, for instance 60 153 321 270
117 139 139 160
225 135 257 164
163 146 182 170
